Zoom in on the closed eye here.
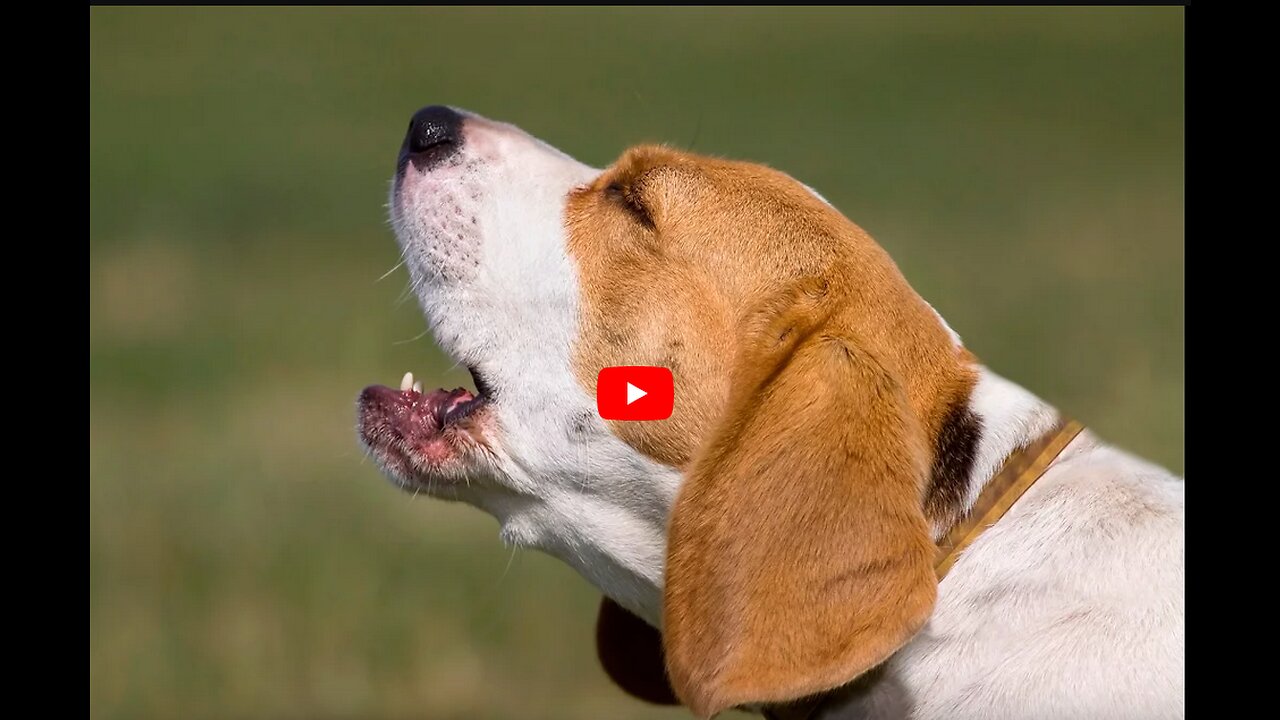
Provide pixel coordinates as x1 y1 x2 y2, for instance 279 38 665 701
605 181 654 229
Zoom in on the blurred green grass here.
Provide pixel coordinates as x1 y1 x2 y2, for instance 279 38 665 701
89 8 1183 720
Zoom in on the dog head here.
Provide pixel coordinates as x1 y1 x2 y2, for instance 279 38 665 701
358 106 976 716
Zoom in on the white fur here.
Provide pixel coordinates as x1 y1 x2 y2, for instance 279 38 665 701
390 111 677 625
849 370 1186 720
388 112 1185 717
938 367 1061 537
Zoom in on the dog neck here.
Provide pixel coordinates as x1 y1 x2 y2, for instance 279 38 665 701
926 366 1063 540
491 365 1062 629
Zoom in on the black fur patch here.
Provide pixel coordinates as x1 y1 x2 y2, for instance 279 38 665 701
924 402 983 526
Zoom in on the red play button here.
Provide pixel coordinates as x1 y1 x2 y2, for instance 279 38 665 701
596 366 674 421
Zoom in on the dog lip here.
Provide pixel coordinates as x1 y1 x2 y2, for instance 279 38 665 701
358 384 483 431
357 383 490 483
467 365 495 400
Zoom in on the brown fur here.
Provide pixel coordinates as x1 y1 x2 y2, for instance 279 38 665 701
566 146 975 715
664 278 939 716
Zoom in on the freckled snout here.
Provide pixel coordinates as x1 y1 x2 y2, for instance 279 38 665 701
381 104 603 498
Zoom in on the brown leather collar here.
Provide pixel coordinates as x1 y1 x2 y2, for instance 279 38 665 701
934 418 1084 579
762 418 1085 720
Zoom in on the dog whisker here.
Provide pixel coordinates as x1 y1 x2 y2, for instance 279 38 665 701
376 258 407 283
392 328 431 345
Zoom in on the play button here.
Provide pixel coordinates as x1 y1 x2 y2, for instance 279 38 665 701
626 382 647 405
596 366 674 421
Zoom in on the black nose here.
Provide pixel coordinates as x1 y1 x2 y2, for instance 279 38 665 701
399 105 463 171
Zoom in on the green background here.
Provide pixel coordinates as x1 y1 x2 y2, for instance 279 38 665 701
90 8 1184 720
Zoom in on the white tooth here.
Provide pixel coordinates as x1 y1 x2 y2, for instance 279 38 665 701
412 381 423 394
400 372 414 392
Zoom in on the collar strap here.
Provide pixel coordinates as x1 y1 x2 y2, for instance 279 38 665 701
934 418 1085 579
762 417 1084 720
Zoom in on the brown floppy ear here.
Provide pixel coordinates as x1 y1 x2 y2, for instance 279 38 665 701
663 278 938 718
595 596 679 705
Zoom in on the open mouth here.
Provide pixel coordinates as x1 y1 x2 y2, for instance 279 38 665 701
356 365 494 487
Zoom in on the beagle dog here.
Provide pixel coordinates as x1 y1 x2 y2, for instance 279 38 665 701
358 106 1185 719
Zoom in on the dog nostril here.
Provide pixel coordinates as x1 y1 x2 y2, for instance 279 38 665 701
404 105 463 156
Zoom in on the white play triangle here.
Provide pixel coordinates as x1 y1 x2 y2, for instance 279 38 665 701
626 382 647 405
